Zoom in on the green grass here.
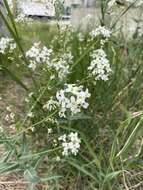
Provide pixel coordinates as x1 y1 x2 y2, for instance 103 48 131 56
17 21 58 48
0 1 143 190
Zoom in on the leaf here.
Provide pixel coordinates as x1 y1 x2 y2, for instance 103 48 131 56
24 167 40 184
104 170 123 182
0 150 14 163
67 159 98 182
41 175 62 182
21 133 29 156
68 113 91 121
116 116 143 158
3 0 19 37
0 162 19 173
20 147 60 160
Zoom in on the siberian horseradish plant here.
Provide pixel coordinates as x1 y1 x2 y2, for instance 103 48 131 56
0 0 143 189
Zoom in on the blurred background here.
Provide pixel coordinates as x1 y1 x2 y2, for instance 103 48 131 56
3 0 142 38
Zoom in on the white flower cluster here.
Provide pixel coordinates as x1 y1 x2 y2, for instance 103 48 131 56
59 132 81 156
88 49 112 82
43 97 58 111
56 84 91 118
52 52 73 80
15 14 32 23
0 37 16 54
58 22 73 32
26 43 52 70
90 26 111 39
77 33 84 42
108 0 116 8
5 106 15 124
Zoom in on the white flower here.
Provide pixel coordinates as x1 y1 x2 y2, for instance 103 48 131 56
25 92 34 102
48 128 53 134
26 43 52 69
52 52 73 80
56 156 61 161
5 114 10 121
0 37 16 54
43 97 58 111
27 112 34 118
78 33 84 42
56 84 91 118
59 132 81 156
0 126 3 133
6 106 12 112
108 0 117 8
15 14 32 23
9 113 15 121
88 49 112 82
58 22 72 32
59 134 67 142
28 60 37 71
90 26 111 39
29 92 34 98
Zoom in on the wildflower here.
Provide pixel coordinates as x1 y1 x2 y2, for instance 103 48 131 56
5 114 10 121
52 52 73 80
59 132 81 156
26 43 52 69
6 106 12 112
27 112 34 118
46 117 58 124
0 126 3 133
56 84 91 118
108 0 117 8
58 22 72 32
30 127 35 132
25 92 34 103
0 37 16 54
29 92 34 98
77 33 84 42
9 124 15 129
56 156 61 161
9 113 15 121
90 26 111 39
15 13 32 23
53 139 58 147
28 60 37 71
88 48 112 82
48 128 53 134
43 97 58 111
50 75 56 80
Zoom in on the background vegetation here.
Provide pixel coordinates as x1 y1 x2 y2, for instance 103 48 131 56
0 0 143 190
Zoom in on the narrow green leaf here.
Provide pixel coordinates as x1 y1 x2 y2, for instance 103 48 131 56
24 167 40 184
0 162 19 173
116 116 143 158
41 175 62 182
104 170 123 182
67 159 98 182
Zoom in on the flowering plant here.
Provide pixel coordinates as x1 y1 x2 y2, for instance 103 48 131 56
0 0 143 189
